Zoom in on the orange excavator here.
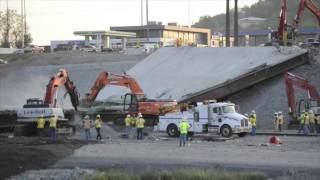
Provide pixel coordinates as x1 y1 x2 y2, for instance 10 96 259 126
293 0 320 29
284 72 320 126
85 71 177 123
44 68 80 111
15 69 80 135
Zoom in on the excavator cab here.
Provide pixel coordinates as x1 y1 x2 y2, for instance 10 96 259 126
123 93 139 114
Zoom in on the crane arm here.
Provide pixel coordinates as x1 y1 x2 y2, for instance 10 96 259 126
284 72 319 116
86 72 144 103
293 0 320 27
278 0 287 41
44 69 79 110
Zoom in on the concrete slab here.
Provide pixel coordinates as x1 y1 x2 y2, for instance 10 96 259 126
128 46 308 101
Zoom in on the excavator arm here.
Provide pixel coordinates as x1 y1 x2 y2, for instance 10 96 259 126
86 72 144 103
278 0 287 41
44 69 80 110
284 72 319 117
293 0 320 27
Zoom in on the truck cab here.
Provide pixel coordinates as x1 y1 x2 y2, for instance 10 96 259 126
157 102 251 138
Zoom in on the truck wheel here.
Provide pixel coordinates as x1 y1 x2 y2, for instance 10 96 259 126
220 125 232 138
237 132 247 137
167 124 179 137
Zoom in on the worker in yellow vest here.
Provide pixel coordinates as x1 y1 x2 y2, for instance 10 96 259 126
136 113 145 140
298 111 305 134
125 114 132 137
179 116 190 147
95 114 102 140
278 112 284 132
308 110 315 133
49 115 57 143
249 110 257 136
37 114 45 137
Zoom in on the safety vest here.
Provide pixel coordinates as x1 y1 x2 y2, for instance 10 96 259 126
95 118 102 128
249 116 256 127
309 112 315 123
49 117 57 128
37 117 45 129
278 115 284 125
125 117 131 127
131 117 137 126
179 121 190 134
136 118 145 128
299 114 305 124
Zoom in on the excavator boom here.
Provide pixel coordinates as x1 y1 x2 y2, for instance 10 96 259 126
44 69 79 110
293 0 320 27
284 72 319 118
86 72 144 103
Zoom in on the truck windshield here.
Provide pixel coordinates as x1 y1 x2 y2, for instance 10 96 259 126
223 105 236 113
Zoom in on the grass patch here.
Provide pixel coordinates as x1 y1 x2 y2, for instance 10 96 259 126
90 169 267 180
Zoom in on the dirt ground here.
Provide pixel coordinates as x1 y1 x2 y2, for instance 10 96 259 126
0 135 89 179
3 125 320 180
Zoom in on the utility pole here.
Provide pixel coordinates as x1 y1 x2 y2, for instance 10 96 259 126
234 0 238 46
146 0 149 40
141 0 143 26
5 0 10 47
21 0 24 48
225 0 230 47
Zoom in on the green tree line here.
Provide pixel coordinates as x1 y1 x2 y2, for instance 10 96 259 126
192 0 319 32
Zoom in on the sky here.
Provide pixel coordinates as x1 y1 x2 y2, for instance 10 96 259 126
0 0 259 45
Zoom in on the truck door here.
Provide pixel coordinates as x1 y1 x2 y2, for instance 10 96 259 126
192 111 202 133
207 106 221 133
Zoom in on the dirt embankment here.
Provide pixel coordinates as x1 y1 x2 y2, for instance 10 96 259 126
0 136 87 179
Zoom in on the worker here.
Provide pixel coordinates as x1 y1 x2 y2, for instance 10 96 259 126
95 114 102 140
37 114 45 137
304 111 310 135
298 111 305 134
249 113 256 136
274 112 279 131
315 115 320 134
83 115 92 141
179 116 190 147
278 112 284 132
308 110 315 133
136 112 145 140
49 115 57 143
125 114 132 137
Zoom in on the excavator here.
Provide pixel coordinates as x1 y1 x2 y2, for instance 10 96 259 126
284 72 320 126
276 0 319 45
84 71 177 125
15 68 80 135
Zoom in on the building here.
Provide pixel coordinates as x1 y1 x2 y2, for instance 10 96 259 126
110 22 211 47
73 30 136 49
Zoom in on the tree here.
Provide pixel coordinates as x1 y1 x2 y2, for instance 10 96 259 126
0 9 32 48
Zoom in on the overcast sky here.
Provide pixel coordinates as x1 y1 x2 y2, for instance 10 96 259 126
1 0 259 45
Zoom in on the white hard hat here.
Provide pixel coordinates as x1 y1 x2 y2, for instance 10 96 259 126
138 113 142 117
252 110 255 114
85 115 89 119
127 114 131 117
309 110 313 113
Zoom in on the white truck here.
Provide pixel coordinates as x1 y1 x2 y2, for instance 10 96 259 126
157 101 251 138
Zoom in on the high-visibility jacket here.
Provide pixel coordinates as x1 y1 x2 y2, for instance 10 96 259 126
136 118 145 128
179 121 190 134
37 117 45 129
125 117 131 127
309 112 315 123
95 118 102 128
249 115 256 127
299 114 305 124
278 115 284 125
131 117 137 126
49 117 57 128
